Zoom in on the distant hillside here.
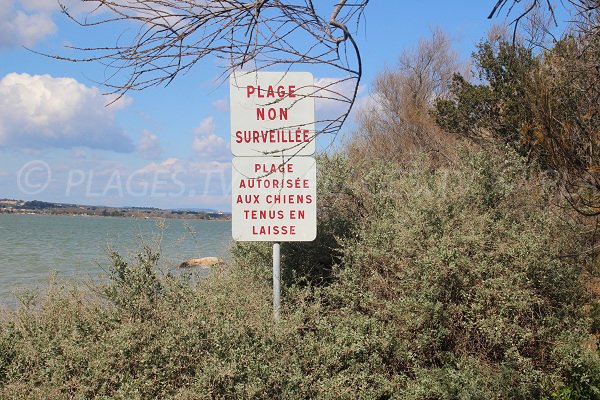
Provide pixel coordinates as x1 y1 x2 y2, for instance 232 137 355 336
0 199 230 220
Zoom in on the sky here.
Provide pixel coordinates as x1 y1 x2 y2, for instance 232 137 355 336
0 1 562 211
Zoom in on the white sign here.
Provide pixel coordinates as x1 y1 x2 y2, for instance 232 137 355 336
232 156 316 241
230 71 315 157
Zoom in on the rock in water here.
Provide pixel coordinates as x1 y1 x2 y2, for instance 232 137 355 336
178 257 223 268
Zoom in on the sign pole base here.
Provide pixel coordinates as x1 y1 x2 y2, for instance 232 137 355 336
273 242 281 321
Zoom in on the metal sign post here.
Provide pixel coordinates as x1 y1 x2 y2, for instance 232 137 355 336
273 243 281 320
229 71 317 321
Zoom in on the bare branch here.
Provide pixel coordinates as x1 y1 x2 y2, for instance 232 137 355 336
48 0 369 139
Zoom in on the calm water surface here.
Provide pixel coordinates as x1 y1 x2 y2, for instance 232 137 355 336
0 214 231 304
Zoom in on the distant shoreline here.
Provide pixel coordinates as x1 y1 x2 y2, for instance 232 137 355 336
0 212 232 221
0 199 231 221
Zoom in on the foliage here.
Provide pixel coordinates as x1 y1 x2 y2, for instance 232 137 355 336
324 147 599 398
434 31 600 216
434 39 537 147
3 23 600 396
1 145 596 399
524 35 600 215
350 30 460 164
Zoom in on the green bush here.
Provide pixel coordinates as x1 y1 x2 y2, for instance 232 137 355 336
0 146 597 399
236 146 599 398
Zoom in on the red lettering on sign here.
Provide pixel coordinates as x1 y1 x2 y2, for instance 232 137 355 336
256 107 288 121
246 85 297 98
252 225 296 235
244 210 285 220
289 210 305 219
254 163 294 174
265 194 313 204
234 129 311 144
236 194 260 204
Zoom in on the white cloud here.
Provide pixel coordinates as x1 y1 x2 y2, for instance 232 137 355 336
211 99 229 112
141 157 230 176
0 1 56 48
0 0 107 49
19 0 59 13
21 148 43 156
352 92 378 116
313 77 364 120
140 158 186 175
71 148 88 159
137 129 163 159
192 116 230 161
138 157 232 200
189 160 230 173
0 73 134 152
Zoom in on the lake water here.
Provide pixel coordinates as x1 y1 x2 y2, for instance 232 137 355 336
0 214 232 305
